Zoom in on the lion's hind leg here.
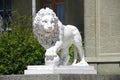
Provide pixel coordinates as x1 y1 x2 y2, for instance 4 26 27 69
73 30 89 66
73 41 89 66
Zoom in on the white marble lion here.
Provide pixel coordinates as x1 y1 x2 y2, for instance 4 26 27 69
33 8 88 66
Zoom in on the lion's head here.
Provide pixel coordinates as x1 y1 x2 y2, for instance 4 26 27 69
33 8 63 49
33 8 58 33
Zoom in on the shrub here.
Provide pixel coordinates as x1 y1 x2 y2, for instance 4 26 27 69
0 15 45 74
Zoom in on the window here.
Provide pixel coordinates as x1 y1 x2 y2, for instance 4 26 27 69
41 0 64 23
0 0 12 30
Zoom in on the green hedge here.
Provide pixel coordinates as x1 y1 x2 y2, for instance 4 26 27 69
0 15 45 74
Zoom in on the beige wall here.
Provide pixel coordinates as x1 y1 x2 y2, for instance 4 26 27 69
96 0 120 56
85 0 120 74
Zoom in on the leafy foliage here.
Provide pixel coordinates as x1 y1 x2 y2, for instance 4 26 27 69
0 15 45 74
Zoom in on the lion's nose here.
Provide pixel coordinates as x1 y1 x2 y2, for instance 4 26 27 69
48 26 52 30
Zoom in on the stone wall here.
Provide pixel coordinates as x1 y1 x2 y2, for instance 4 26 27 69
84 0 120 74
0 74 120 80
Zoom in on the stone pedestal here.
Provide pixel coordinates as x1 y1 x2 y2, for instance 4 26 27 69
24 65 97 74
1 75 120 80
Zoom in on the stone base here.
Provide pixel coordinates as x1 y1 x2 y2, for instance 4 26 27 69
1 75 120 80
24 65 97 74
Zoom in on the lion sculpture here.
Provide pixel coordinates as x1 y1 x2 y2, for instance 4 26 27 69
33 8 88 66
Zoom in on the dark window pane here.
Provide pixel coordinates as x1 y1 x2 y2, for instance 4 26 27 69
6 0 12 10
0 0 12 11
45 0 53 2
0 0 12 30
0 0 4 10
57 4 64 23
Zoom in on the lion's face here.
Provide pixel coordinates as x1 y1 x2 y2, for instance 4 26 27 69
40 15 56 33
33 8 61 49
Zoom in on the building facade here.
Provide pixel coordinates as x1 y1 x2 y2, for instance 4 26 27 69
1 0 120 74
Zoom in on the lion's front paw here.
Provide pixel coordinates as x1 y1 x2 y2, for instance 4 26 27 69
45 47 57 56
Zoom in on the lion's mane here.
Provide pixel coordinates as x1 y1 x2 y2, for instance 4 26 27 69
33 8 63 49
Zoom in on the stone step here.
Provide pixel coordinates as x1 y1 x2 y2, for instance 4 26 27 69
24 65 97 74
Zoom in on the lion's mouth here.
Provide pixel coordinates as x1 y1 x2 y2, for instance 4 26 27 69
45 29 53 33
